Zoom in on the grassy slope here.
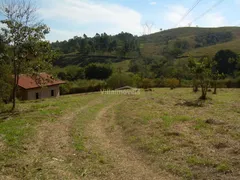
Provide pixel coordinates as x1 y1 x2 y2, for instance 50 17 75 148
1 89 239 179
184 39 240 57
112 60 130 72
141 26 240 57
113 88 240 179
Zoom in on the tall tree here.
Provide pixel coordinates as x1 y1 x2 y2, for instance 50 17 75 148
0 0 55 110
0 35 12 104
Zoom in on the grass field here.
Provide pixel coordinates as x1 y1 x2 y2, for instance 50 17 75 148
0 88 239 179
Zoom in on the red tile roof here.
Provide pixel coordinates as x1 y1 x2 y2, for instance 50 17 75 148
18 73 65 89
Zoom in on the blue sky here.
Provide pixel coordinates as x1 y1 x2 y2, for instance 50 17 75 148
7 0 240 41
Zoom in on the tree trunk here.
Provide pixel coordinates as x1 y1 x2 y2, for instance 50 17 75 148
193 85 198 92
11 71 17 111
213 81 217 94
193 79 198 92
11 58 19 111
200 85 207 100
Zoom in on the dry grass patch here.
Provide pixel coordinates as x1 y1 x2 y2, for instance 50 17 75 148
113 88 240 179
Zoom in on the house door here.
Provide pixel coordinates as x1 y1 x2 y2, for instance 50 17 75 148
36 92 39 99
51 90 55 97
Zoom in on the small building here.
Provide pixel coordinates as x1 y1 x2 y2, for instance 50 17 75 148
17 73 65 100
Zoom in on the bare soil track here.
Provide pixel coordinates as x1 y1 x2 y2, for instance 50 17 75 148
85 100 177 180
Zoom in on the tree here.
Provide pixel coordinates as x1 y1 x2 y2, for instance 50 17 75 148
214 50 239 76
188 57 213 100
171 59 190 86
85 63 112 80
0 0 55 110
0 36 12 103
211 69 223 94
107 73 133 89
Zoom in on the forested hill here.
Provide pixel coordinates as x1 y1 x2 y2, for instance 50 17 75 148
140 26 240 57
51 26 240 67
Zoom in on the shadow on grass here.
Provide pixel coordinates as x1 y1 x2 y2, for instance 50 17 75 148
0 109 34 122
175 99 207 107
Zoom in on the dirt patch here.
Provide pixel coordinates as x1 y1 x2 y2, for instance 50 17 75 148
85 100 177 180
175 100 205 107
205 119 225 125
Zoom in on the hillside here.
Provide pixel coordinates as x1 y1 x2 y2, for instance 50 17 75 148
51 26 240 84
53 26 240 68
140 26 240 57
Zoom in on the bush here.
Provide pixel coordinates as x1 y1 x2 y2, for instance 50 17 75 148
219 78 240 88
60 80 106 95
181 79 192 87
85 63 112 80
59 83 72 95
56 66 85 81
139 78 154 89
154 78 165 87
107 73 133 89
164 78 180 89
132 74 142 87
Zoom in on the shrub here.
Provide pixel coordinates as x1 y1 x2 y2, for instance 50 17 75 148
85 63 112 80
59 83 71 95
164 78 180 89
154 78 165 87
60 80 106 95
140 78 154 89
217 78 240 88
56 66 85 81
181 79 192 87
132 74 142 88
107 73 133 89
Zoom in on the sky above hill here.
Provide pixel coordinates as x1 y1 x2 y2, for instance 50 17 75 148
28 0 240 41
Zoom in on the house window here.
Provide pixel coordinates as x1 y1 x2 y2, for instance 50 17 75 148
51 90 55 97
36 93 39 99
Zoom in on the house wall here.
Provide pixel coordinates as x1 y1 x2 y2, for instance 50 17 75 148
21 85 60 100
18 87 28 100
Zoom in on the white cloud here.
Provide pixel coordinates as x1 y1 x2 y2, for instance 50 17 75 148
39 0 143 40
200 13 226 27
163 4 228 28
46 29 83 42
149 2 157 5
163 5 193 27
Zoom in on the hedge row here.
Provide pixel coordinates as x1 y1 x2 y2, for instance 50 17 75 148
60 78 240 95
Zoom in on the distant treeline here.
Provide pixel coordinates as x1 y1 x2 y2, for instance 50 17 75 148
195 31 233 48
51 32 140 56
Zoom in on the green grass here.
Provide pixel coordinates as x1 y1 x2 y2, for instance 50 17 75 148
112 60 130 72
187 156 215 167
0 88 239 179
113 88 240 179
0 94 98 151
162 115 190 127
216 163 231 173
185 39 240 57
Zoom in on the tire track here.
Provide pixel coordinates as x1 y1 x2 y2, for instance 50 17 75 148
85 100 177 180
